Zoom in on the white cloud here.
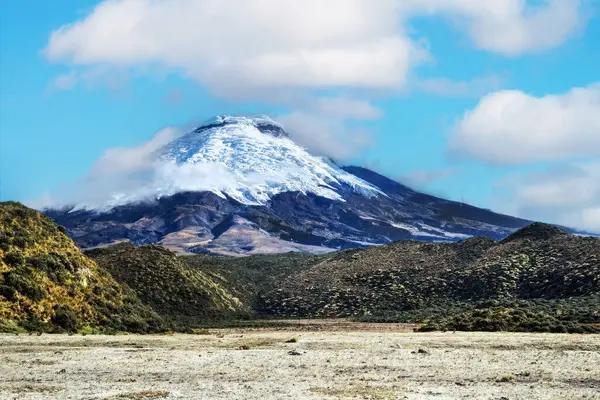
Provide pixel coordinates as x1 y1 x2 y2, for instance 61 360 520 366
496 162 600 232
44 0 426 94
47 67 131 93
32 128 186 210
90 126 182 176
36 127 184 209
403 0 584 56
258 95 384 160
33 126 240 209
61 161 245 211
50 70 79 91
307 97 383 120
26 193 61 211
44 0 586 97
449 84 600 164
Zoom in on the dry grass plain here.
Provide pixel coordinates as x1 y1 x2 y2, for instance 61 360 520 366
0 321 599 400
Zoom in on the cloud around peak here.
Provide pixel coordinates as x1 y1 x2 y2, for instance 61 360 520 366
31 113 377 209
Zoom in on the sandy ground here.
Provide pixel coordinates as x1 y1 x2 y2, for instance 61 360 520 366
0 322 599 400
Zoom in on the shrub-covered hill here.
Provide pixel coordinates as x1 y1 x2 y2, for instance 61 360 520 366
256 223 600 332
86 243 248 326
0 202 166 333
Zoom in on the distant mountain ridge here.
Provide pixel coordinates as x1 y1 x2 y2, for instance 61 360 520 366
46 115 583 255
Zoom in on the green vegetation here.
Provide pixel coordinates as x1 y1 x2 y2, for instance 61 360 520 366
0 202 166 333
86 244 330 329
86 243 249 329
253 231 600 333
2 202 598 334
184 251 323 311
419 305 599 334
359 295 600 330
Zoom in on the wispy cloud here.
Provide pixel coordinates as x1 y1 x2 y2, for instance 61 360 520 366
307 97 383 120
277 112 375 160
50 70 79 91
90 127 183 176
400 168 457 187
163 88 185 106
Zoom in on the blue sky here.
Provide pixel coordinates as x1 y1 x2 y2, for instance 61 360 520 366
1 0 599 231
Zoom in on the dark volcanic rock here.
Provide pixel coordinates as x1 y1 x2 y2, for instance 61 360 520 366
46 165 537 254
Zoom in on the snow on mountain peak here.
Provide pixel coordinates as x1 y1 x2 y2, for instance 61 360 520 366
70 115 383 211
155 115 383 205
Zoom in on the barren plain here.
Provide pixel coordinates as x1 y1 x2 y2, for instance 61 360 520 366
1 321 598 400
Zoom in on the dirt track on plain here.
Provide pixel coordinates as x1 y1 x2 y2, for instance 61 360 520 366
1 323 599 399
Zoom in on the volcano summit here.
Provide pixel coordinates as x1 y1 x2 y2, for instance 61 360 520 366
47 115 534 255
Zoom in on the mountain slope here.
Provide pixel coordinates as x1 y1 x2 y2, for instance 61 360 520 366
47 115 542 254
169 222 600 332
0 202 166 333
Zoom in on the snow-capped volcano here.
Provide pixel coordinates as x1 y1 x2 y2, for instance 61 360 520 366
48 115 544 255
155 115 382 205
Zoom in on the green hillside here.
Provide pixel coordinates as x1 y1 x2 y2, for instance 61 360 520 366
256 224 600 332
87 243 248 328
0 202 166 333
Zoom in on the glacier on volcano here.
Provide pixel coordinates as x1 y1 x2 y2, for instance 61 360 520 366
73 115 383 211
156 115 383 204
